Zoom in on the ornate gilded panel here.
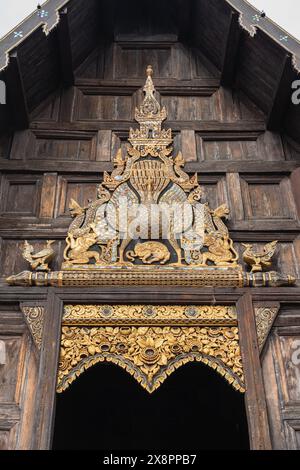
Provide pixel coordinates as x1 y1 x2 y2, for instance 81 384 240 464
57 305 245 394
6 67 294 289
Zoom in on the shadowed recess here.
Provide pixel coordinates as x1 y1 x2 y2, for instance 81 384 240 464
52 361 249 450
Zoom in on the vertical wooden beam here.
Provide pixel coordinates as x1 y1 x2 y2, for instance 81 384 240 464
267 55 296 131
0 104 8 130
31 290 63 449
96 130 112 161
39 173 58 218
291 167 300 219
5 53 29 129
58 8 74 86
226 172 244 221
220 11 241 86
181 130 197 162
237 292 272 450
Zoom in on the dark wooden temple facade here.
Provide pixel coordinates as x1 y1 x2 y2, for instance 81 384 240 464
0 0 300 450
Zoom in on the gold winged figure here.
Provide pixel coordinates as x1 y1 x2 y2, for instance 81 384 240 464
22 240 55 271
242 240 278 273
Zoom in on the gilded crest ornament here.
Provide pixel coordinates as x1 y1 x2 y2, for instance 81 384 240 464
6 67 295 288
60 65 239 271
242 241 278 273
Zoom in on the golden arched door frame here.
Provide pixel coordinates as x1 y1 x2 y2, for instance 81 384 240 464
27 291 272 450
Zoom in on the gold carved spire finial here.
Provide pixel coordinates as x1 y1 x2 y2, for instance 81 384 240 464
129 65 172 152
146 64 153 76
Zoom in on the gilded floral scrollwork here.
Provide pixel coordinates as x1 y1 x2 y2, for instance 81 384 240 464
57 325 244 394
63 304 237 325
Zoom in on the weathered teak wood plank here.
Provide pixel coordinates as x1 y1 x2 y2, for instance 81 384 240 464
31 289 63 450
237 293 272 450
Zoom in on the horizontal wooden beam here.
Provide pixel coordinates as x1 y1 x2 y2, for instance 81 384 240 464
1 285 300 304
0 220 298 240
0 157 298 174
75 78 220 96
30 120 266 132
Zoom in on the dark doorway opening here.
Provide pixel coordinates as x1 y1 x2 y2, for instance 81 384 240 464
52 362 249 450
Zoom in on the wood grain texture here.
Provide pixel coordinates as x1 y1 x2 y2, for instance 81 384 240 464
0 303 38 449
237 293 272 450
0 10 299 449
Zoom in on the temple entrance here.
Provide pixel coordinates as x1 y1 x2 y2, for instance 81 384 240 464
52 362 249 450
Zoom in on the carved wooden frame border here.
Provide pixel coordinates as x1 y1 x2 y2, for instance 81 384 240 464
57 304 245 394
21 288 281 450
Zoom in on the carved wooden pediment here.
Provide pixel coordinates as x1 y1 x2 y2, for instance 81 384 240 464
6 67 295 288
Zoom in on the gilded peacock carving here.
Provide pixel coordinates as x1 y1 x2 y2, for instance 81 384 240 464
242 241 278 273
22 240 55 271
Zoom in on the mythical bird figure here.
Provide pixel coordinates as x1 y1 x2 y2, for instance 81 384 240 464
242 240 278 273
22 240 55 271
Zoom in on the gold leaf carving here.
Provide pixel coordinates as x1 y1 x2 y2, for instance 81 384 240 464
21 305 44 350
254 306 279 352
58 305 244 394
63 304 237 326
22 240 55 272
60 66 239 271
6 67 295 288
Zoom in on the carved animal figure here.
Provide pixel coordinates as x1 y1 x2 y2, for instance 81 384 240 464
64 225 101 264
22 240 55 271
127 242 171 264
242 241 278 273
201 235 238 267
211 204 230 235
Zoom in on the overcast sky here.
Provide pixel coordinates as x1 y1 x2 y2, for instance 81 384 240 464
0 0 299 40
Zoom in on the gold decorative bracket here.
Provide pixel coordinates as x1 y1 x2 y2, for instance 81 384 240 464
254 305 280 353
20 303 45 351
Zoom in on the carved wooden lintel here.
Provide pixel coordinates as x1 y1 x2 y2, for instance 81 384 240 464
58 304 245 394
